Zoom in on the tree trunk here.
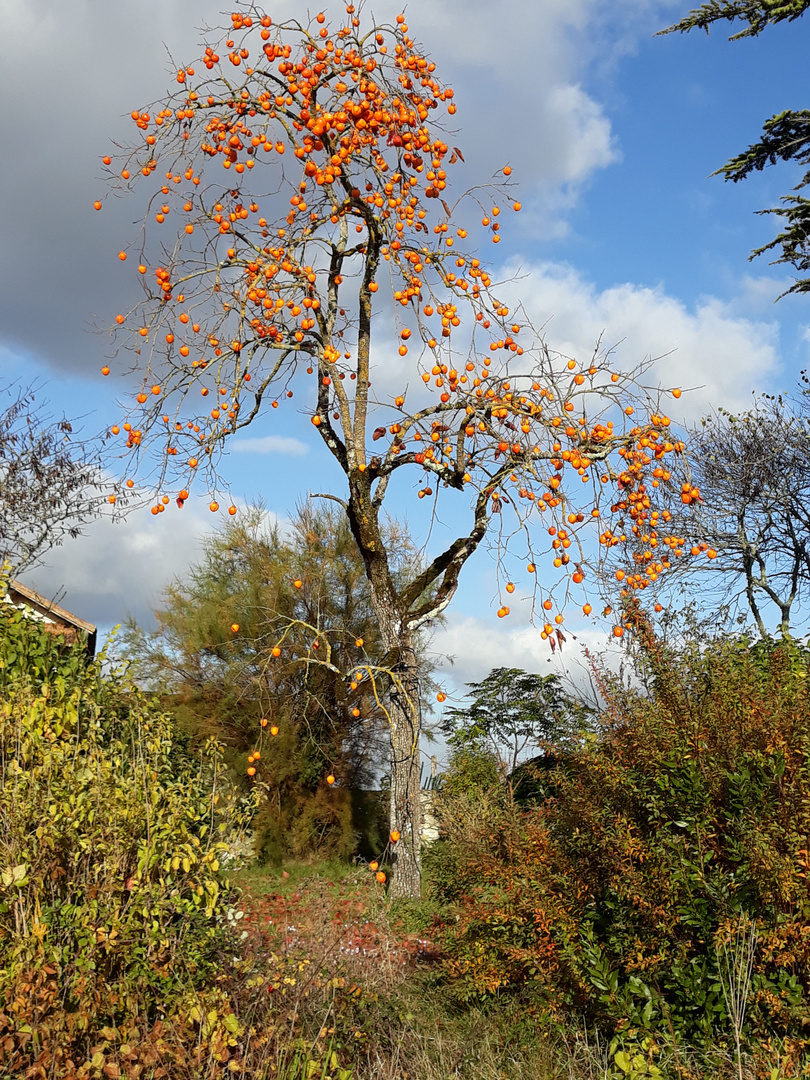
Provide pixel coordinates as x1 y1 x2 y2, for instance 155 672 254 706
346 483 424 898
386 636 422 899
370 588 422 898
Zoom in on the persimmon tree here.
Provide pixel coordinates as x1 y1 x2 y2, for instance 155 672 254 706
100 4 694 897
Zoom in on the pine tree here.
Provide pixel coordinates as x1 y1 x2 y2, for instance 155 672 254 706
660 1 810 296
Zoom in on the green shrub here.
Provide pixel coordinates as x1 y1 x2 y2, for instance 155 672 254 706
0 592 247 1073
0 597 90 692
439 743 506 802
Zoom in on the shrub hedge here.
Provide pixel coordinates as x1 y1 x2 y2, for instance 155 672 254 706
0 590 248 1075
428 628 810 1069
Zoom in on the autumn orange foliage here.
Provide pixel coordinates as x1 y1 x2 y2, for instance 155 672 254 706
429 631 810 1068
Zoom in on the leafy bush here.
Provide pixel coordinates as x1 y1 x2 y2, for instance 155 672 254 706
0 589 248 1074
429 628 810 1068
0 593 90 693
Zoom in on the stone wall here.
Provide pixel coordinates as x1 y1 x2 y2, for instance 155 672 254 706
420 790 440 846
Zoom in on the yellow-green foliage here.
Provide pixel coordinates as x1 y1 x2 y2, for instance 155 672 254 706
0 593 247 1073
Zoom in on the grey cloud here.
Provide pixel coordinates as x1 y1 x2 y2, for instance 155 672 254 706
14 500 215 632
0 0 657 379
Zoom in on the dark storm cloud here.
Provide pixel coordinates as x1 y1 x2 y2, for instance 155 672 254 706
0 0 248 374
0 0 653 377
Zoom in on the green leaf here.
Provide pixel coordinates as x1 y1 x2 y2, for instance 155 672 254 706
1 863 29 888
614 1050 632 1073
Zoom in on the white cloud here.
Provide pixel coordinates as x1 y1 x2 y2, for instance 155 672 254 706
432 610 625 705
15 493 291 634
12 497 283 634
495 259 782 418
13 501 216 632
366 257 781 418
436 613 561 682
546 82 620 184
231 435 309 456
728 274 794 317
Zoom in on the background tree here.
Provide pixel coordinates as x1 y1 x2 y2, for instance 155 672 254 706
102 5 695 896
440 666 590 798
0 382 106 574
661 0 810 296
656 394 810 638
122 502 433 861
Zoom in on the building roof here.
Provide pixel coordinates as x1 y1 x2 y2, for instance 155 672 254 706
6 579 97 656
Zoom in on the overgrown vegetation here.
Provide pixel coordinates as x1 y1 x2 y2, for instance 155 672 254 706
428 623 810 1076
0 589 258 1076
5 572 810 1077
120 503 428 866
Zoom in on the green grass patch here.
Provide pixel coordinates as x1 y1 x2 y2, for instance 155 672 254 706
231 855 362 898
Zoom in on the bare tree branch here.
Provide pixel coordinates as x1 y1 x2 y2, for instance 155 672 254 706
0 383 108 574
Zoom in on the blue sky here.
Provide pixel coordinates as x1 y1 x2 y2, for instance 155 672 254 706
1 0 807 700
